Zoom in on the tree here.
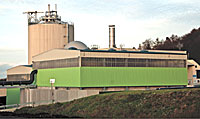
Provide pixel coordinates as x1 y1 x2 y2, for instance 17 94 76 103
153 34 182 50
153 38 163 49
142 38 154 50
139 27 200 64
138 44 142 50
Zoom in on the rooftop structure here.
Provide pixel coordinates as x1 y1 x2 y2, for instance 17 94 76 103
23 4 62 25
64 41 89 50
24 4 74 64
7 65 32 81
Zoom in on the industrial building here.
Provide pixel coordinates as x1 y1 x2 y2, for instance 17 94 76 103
187 60 200 85
7 65 32 81
0 4 189 107
32 45 187 89
24 4 74 64
3 46 188 106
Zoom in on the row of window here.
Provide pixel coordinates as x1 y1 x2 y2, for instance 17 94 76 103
7 74 30 81
81 57 186 68
33 57 186 69
33 58 79 69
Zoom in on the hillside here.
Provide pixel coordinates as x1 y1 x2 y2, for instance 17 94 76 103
181 28 200 64
142 27 200 64
11 88 200 118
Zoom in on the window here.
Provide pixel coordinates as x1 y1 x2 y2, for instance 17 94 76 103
7 74 30 81
81 57 186 68
196 70 200 79
33 58 79 69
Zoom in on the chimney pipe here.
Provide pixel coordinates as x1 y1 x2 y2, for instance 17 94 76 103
109 25 116 48
55 4 57 11
55 4 57 18
48 4 50 17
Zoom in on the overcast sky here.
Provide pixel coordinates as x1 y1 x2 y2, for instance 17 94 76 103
0 0 200 78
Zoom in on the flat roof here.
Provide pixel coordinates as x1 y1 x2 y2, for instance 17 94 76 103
7 65 32 75
32 49 187 62
80 49 187 55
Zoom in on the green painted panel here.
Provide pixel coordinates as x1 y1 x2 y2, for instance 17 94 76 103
80 67 188 87
6 88 20 105
36 67 187 87
37 67 80 87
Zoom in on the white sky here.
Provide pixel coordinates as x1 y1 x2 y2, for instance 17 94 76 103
0 0 200 67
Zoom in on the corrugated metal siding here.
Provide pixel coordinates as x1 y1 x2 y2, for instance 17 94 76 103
37 67 80 87
80 67 187 87
28 24 74 64
6 88 20 105
36 67 187 87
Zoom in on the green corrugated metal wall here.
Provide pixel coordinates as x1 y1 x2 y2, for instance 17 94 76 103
80 67 187 87
36 67 187 87
37 67 80 87
6 88 20 105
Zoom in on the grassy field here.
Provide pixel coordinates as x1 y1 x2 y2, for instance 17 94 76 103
13 88 200 118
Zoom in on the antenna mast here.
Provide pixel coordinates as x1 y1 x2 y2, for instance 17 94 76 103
23 4 61 25
23 11 44 25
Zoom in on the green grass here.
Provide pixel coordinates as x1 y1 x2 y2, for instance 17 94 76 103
14 88 200 118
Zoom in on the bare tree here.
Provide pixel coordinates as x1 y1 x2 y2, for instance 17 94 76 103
142 38 154 50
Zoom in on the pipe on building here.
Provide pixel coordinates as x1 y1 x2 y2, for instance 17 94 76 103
48 4 50 21
55 4 57 17
0 70 37 86
55 4 57 11
109 25 116 48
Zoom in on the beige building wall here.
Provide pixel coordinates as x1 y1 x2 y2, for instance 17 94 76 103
28 23 74 64
32 49 187 63
0 89 6 97
187 66 194 80
32 49 80 62
81 51 187 60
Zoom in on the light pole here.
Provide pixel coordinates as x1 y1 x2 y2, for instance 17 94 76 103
50 79 55 104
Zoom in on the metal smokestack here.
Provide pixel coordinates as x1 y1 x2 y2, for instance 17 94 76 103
109 25 116 48
55 4 57 11
55 4 57 17
48 4 50 17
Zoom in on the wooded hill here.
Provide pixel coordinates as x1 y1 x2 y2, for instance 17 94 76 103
141 28 200 64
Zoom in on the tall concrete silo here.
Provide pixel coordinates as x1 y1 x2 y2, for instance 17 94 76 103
24 4 74 64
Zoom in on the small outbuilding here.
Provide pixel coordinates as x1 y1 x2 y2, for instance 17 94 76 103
187 60 200 85
7 65 32 81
